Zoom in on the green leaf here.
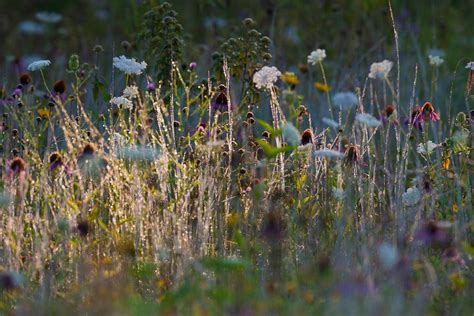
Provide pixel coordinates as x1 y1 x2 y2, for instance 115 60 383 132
255 139 295 159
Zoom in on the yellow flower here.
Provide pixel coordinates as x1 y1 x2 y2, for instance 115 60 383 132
442 158 450 170
280 72 299 85
314 82 330 92
37 108 51 119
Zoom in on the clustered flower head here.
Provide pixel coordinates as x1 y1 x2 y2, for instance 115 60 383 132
405 102 440 131
113 56 147 75
110 96 133 109
27 60 51 71
332 92 358 111
355 113 381 128
417 141 438 155
307 49 326 65
402 187 421 206
428 54 444 67
122 85 139 99
368 60 393 79
465 61 474 71
253 66 281 90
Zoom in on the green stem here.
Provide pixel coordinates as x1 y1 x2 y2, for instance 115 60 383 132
318 61 334 120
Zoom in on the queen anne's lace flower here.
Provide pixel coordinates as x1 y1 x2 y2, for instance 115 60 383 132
18 21 45 34
355 113 382 128
368 60 393 79
313 149 344 159
428 55 444 67
402 187 421 206
466 61 474 71
417 141 438 155
307 49 326 65
253 66 281 90
27 60 51 71
332 188 345 200
332 92 358 111
322 117 339 128
35 12 62 23
110 96 133 109
281 122 300 147
123 86 139 99
113 56 147 75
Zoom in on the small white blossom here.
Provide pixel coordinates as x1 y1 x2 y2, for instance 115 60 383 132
332 188 345 200
322 117 339 128
17 21 45 34
378 243 399 269
466 61 474 71
313 149 344 159
332 92 358 111
402 187 421 206
35 11 62 23
113 133 126 146
27 59 51 71
113 56 147 75
110 96 133 109
369 60 393 79
428 55 444 67
253 66 281 90
123 86 139 99
355 113 382 128
416 141 438 155
307 49 326 65
281 122 300 147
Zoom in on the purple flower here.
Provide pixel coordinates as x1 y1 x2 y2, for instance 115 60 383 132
189 62 197 71
146 82 156 92
415 220 452 247
13 88 22 98
211 89 233 113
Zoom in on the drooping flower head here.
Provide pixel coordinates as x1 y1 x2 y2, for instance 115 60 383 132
368 60 393 79
27 60 51 72
113 56 147 75
421 102 440 122
211 84 233 113
344 145 360 164
307 49 326 65
404 106 423 131
253 66 281 90
380 105 398 125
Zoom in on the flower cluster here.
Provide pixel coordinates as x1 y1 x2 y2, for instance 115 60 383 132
253 66 281 90
113 56 147 75
307 49 326 65
368 60 393 79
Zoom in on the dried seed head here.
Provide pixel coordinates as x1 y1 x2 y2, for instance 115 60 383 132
19 73 32 85
301 129 314 145
53 80 66 94
82 144 96 156
77 219 90 237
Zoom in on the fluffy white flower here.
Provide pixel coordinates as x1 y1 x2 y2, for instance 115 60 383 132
307 49 326 65
322 117 339 128
416 141 438 155
332 92 358 111
17 21 45 34
113 56 147 75
428 55 444 67
35 11 62 23
402 187 421 206
368 60 393 79
123 86 139 99
332 188 345 200
378 243 398 269
253 66 281 90
27 60 51 71
466 61 474 71
281 122 300 147
313 149 344 159
355 113 382 128
110 96 133 109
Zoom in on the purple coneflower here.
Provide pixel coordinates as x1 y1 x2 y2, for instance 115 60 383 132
212 85 233 113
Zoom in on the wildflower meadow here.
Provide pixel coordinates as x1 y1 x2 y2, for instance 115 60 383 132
0 1 473 315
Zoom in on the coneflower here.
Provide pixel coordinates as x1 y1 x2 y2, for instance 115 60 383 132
300 129 314 145
381 105 398 125
345 145 359 164
212 84 233 113
9 157 26 175
77 219 90 237
19 73 32 86
420 102 440 122
405 106 423 131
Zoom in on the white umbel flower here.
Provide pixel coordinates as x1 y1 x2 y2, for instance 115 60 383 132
313 149 344 159
123 86 139 99
368 60 393 79
253 66 281 90
110 96 133 109
27 60 51 71
307 49 326 65
428 55 444 67
322 117 339 128
113 56 147 75
417 141 438 155
355 113 382 128
18 21 45 34
281 122 300 147
332 92 358 111
35 11 63 23
332 188 345 200
466 61 474 71
402 187 421 206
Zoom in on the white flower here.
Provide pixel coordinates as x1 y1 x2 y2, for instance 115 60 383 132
466 61 474 71
35 12 62 23
428 55 444 67
281 122 300 147
110 96 133 109
27 60 51 71
322 117 339 128
17 21 45 34
116 146 160 161
203 140 226 151
368 60 393 79
416 141 438 155
113 133 126 146
402 187 421 206
378 243 398 269
113 56 147 75
253 66 281 90
313 149 344 159
123 86 139 99
355 113 381 128
307 49 326 65
332 92 358 111
332 188 345 200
